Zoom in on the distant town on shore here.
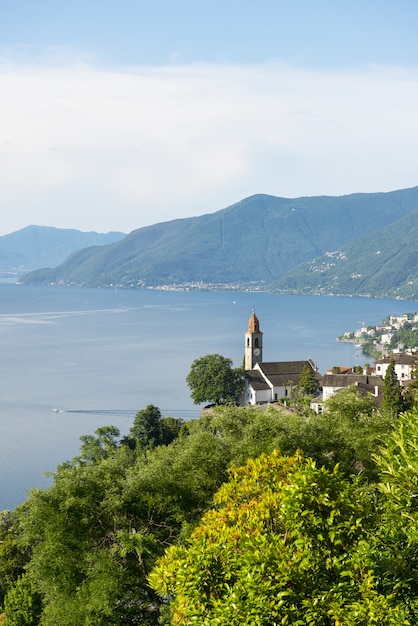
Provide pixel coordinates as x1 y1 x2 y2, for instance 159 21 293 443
338 312 418 359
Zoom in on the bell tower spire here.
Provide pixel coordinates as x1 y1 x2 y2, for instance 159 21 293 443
245 310 263 370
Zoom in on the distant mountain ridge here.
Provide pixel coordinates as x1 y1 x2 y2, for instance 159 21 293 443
16 186 418 300
0 226 125 278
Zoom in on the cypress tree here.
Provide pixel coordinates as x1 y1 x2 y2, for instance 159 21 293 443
382 359 403 419
298 365 319 396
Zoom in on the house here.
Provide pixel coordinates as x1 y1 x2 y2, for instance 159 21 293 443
242 311 317 405
389 313 418 328
311 374 384 414
321 373 384 402
312 350 417 414
375 352 416 381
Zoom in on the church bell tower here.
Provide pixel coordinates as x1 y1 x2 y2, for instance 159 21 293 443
245 310 263 370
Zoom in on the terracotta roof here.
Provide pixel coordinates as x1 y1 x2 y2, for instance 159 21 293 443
325 366 353 374
247 310 260 333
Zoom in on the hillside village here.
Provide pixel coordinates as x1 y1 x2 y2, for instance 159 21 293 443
243 311 417 414
338 312 418 356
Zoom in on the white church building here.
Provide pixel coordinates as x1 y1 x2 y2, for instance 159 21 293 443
242 311 317 406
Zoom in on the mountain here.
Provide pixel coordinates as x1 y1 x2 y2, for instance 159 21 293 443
0 226 125 278
272 206 418 300
18 187 418 298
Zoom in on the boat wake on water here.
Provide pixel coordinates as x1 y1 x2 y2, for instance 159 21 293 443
53 408 200 419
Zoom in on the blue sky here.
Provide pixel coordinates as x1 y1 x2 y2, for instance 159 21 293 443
1 1 418 234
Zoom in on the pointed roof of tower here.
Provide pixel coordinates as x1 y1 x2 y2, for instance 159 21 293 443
247 309 260 333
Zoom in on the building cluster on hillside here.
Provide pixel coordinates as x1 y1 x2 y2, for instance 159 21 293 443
340 313 418 354
241 311 417 414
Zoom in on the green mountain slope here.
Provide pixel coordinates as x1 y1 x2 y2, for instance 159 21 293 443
19 187 418 292
272 207 418 300
0 225 125 277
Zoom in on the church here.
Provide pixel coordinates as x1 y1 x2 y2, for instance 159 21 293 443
242 310 317 405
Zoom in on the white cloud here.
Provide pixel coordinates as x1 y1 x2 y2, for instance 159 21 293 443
0 59 418 234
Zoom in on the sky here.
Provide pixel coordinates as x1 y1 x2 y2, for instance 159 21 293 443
1 1 418 235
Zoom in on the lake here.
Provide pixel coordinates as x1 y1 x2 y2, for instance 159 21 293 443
1 283 416 511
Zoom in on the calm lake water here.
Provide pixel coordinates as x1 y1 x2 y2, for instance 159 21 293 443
1 283 416 511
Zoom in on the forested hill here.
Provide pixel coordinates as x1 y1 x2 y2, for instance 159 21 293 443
0 225 125 277
19 186 418 297
273 205 418 300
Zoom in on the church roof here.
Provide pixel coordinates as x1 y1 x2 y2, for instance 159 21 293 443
247 360 314 387
245 369 270 390
247 310 260 333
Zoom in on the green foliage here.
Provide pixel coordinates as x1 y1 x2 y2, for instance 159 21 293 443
2 399 413 624
300 387 391 481
371 408 418 621
77 425 121 464
128 405 163 448
297 364 320 395
126 405 184 450
17 447 165 625
389 322 418 351
186 354 243 405
206 405 307 467
382 359 404 418
323 386 377 422
403 355 418 408
149 451 406 625
0 512 28 609
3 574 42 626
6 410 235 625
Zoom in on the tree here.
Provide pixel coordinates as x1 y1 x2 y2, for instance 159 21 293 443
186 354 243 405
307 387 391 480
3 574 42 626
5 399 411 625
125 406 185 450
381 359 404 418
77 425 121 464
297 364 319 396
7 409 231 625
128 405 163 448
0 511 28 610
370 407 418 622
150 451 406 625
323 385 377 423
403 354 418 408
16 447 164 626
